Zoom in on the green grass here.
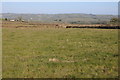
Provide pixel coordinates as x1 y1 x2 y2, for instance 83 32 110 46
3 28 118 78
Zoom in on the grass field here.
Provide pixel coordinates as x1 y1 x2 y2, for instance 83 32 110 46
2 27 118 78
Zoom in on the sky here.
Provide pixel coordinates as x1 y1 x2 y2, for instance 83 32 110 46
2 2 118 15
1 0 119 2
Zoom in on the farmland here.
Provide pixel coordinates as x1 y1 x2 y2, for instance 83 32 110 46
2 21 118 78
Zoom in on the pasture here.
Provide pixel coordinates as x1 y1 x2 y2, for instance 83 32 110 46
2 25 118 78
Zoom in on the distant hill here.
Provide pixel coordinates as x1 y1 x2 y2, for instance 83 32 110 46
1 13 117 24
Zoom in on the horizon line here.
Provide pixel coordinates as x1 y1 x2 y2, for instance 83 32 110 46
1 12 118 15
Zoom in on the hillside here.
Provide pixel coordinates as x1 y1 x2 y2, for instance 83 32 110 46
2 13 117 24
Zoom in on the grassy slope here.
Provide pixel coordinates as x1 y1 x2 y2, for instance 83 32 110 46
3 28 118 78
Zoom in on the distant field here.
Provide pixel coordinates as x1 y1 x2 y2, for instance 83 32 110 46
2 27 118 78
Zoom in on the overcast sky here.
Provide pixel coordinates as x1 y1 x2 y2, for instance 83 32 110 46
2 2 118 15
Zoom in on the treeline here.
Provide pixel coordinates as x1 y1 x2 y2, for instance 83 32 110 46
69 18 120 25
110 18 120 25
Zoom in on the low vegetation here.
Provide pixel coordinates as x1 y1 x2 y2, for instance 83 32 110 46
2 24 118 78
